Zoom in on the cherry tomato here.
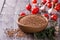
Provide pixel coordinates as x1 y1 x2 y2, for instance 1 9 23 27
26 3 31 11
32 7 39 14
20 12 26 16
42 0 47 4
54 5 60 11
55 3 60 7
51 14 58 21
54 3 60 11
42 0 51 4
52 0 58 3
47 2 52 8
32 0 37 4
43 13 49 19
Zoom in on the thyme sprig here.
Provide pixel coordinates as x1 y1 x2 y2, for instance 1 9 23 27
34 27 55 40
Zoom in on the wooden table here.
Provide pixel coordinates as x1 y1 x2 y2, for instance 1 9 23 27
0 0 60 40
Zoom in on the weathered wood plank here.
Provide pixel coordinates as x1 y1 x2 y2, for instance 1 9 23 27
0 0 60 40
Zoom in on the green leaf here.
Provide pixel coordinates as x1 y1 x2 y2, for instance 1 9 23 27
34 27 55 40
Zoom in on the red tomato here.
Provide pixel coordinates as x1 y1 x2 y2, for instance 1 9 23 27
42 0 51 4
32 7 39 14
51 14 58 21
26 3 31 11
43 13 49 19
20 12 26 16
52 0 58 3
47 2 52 8
56 3 60 7
32 0 37 4
54 5 60 11
42 0 47 4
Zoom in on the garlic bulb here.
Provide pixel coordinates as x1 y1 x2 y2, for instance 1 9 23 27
40 0 50 10
40 5 46 10
40 2 48 10
55 26 59 32
48 8 53 14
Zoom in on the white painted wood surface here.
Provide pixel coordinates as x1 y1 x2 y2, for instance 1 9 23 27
0 0 60 40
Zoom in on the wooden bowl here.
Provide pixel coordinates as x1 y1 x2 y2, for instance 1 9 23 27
17 14 48 33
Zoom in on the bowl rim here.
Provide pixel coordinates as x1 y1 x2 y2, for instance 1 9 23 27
17 15 48 28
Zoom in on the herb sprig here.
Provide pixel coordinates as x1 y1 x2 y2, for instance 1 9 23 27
34 27 55 40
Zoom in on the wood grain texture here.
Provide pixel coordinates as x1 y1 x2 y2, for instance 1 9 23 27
0 0 60 40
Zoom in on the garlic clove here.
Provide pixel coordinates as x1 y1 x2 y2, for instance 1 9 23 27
55 26 59 32
48 8 53 14
40 5 46 10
